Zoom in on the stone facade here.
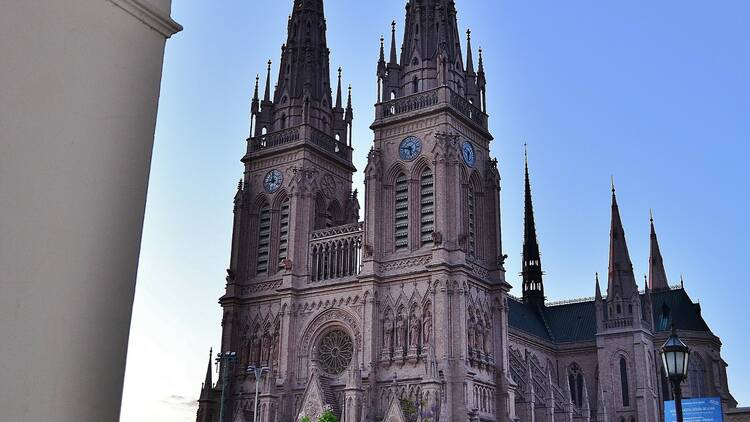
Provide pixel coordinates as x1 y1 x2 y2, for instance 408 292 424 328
195 1 736 421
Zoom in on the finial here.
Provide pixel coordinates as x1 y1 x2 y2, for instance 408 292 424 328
680 273 684 288
610 175 616 194
338 67 342 78
644 274 648 289
649 208 654 224
253 74 260 100
467 28 471 40
392 20 396 31
267 59 272 70
347 84 352 107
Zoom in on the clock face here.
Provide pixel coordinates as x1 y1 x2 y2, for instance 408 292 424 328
263 169 283 193
399 136 422 161
462 141 476 167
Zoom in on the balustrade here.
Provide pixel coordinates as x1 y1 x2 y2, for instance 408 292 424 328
309 222 363 283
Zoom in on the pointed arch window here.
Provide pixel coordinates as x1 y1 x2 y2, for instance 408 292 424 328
256 202 271 275
688 354 706 398
468 184 476 256
568 363 585 407
277 198 290 269
620 356 630 407
394 173 409 251
419 168 434 247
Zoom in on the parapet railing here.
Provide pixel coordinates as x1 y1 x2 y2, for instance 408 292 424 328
376 85 488 129
309 222 363 283
248 124 353 161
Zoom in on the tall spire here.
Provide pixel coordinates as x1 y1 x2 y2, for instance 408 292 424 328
389 20 398 65
335 67 343 109
649 211 670 291
400 0 462 64
607 183 639 301
522 145 545 307
199 348 213 400
465 29 475 76
595 272 602 300
263 60 272 102
275 0 332 103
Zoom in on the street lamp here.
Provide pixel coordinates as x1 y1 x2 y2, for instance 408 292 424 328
660 326 690 422
246 365 272 422
215 351 237 422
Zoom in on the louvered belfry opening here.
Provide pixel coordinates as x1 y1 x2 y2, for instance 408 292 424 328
256 203 271 274
419 168 434 247
394 173 409 251
468 184 476 256
277 198 290 269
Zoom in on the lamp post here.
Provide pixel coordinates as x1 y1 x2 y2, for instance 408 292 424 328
215 351 237 422
660 326 690 422
247 365 272 422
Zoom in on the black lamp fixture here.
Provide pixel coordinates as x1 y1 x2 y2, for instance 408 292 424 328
660 325 691 422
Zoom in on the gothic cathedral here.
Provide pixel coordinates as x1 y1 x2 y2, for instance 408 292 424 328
195 1 736 421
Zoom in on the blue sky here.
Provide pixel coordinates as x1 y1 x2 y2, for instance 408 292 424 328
121 1 750 420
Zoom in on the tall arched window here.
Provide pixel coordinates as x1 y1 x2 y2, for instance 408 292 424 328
419 168 434 247
277 198 290 269
688 354 706 398
394 173 409 251
620 356 630 407
568 363 585 407
256 202 271 275
412 76 419 94
467 184 476 256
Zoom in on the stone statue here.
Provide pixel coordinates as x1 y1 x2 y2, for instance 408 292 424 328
250 335 261 364
383 314 394 350
422 311 432 345
410 316 420 347
395 314 406 349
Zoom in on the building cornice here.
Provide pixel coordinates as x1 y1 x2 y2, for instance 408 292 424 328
108 0 182 38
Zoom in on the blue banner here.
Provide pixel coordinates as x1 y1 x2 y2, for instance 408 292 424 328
664 397 723 422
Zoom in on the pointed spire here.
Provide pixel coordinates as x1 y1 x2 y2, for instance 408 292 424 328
379 34 385 63
522 144 545 307
607 182 639 302
346 84 352 110
263 60 272 102
252 74 260 101
200 348 213 400
648 210 670 291
389 20 398 65
478 47 485 74
465 29 475 75
335 67 343 109
595 273 602 300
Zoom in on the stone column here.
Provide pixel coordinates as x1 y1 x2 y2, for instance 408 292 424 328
0 2 180 421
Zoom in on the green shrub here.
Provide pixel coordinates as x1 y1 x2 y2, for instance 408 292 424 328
318 409 337 422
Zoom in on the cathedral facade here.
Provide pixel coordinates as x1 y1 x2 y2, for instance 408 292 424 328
195 1 736 421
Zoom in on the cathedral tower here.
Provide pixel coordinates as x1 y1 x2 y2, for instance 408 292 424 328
362 1 511 419
521 148 545 308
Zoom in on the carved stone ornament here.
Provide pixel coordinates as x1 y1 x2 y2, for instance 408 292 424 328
431 231 442 245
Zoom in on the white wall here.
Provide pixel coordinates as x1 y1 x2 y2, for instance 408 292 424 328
0 1 180 421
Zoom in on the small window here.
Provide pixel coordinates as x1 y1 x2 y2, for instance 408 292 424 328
277 198 290 269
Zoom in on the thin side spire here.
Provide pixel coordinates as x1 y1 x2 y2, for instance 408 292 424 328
521 144 545 307
649 211 670 291
595 272 602 300
389 20 398 65
200 347 213 400
252 74 260 101
335 67 343 109
263 60 272 102
346 84 352 110
465 29 475 75
379 35 385 63
607 183 639 301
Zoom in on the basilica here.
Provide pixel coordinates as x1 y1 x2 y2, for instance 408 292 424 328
195 1 736 421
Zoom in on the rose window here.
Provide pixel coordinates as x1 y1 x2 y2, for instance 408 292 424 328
318 329 354 375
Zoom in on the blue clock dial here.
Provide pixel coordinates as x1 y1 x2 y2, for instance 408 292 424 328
399 136 422 161
263 169 283 193
462 141 476 167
